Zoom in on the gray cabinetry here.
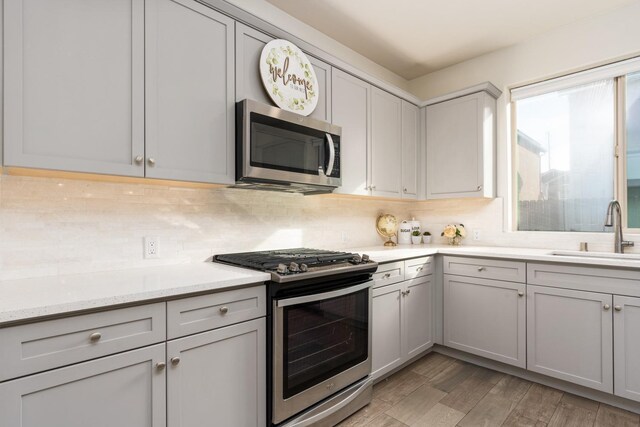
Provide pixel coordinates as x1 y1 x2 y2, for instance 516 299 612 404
405 277 434 359
527 285 613 393
0 344 166 427
145 0 235 184
426 90 497 199
234 23 332 122
3 0 145 176
370 87 402 198
371 282 403 379
401 101 420 199
614 295 640 402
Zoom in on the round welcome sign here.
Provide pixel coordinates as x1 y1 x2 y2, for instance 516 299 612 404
259 39 319 116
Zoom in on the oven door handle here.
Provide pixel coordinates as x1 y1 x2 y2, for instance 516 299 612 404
277 281 371 308
325 133 335 176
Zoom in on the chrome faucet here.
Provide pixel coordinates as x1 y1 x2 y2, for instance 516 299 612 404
604 200 634 253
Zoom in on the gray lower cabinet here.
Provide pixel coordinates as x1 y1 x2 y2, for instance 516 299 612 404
372 277 433 380
444 274 526 368
0 344 166 427
527 285 613 393
614 295 640 402
145 0 235 184
234 23 332 122
167 318 266 427
3 0 145 176
370 87 402 198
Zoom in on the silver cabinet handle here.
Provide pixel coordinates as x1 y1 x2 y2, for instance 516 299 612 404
89 332 102 342
156 362 166 371
383 273 391 279
477 266 486 272
416 267 423 272
148 157 156 166
134 155 144 164
219 306 229 315
171 357 180 366
518 291 524 297
615 305 622 311
604 304 611 311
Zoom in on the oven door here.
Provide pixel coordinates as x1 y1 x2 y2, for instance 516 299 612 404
238 99 341 188
273 280 372 424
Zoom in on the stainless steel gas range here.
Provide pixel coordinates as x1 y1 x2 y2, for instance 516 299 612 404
214 248 378 426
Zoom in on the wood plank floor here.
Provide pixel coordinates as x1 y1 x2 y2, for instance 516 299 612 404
336 353 640 427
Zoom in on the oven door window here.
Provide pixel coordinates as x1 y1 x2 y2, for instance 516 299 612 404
282 288 369 399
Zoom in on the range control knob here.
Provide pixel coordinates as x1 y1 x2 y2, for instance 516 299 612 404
300 263 308 272
362 254 370 263
276 263 289 275
289 262 300 273
352 255 362 264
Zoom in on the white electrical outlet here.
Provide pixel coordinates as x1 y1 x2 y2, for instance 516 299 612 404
473 229 481 241
341 232 349 243
144 236 159 259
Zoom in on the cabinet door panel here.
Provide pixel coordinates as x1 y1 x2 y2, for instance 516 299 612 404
444 274 525 368
614 295 640 402
0 344 166 427
145 0 234 184
331 69 370 196
405 277 433 359
4 0 145 176
401 101 419 199
167 318 266 427
370 87 402 198
527 285 613 393
372 283 403 380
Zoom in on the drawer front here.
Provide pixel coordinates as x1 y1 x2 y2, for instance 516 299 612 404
528 263 640 296
404 256 433 280
373 261 405 288
443 256 526 283
167 285 265 339
0 303 166 382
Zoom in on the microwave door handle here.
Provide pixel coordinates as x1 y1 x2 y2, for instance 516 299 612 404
325 133 335 176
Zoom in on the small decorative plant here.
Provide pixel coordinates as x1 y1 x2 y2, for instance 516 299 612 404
441 224 466 246
422 231 432 244
411 230 422 245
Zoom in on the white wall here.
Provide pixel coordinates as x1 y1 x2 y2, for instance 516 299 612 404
408 1 640 250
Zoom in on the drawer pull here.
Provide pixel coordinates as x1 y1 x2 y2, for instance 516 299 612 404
89 332 102 342
171 357 181 366
383 273 391 279
156 362 166 371
615 305 622 311
518 291 524 297
219 306 229 315
416 267 423 272
477 267 486 272
604 304 611 311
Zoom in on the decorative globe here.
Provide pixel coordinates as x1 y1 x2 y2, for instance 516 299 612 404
376 214 398 247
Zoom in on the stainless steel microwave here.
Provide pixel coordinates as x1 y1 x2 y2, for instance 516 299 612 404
235 99 342 194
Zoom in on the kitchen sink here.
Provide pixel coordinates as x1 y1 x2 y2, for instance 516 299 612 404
550 250 640 261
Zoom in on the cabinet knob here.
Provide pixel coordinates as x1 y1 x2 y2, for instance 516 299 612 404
477 185 483 191
406 289 411 295
148 157 156 166
171 357 181 366
604 304 611 311
89 332 102 342
403 188 408 193
156 362 166 371
615 305 622 311
219 306 229 315
401 291 406 297
134 155 144 165
477 266 486 272
518 291 524 297
383 273 391 279
416 267 423 272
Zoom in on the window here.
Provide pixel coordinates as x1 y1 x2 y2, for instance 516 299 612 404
512 59 640 232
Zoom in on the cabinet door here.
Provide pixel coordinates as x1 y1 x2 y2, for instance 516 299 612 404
405 277 433 359
444 274 526 368
234 23 331 122
145 0 234 184
401 101 419 199
4 0 145 176
614 295 640 402
370 87 402 198
527 285 613 393
426 92 486 198
372 282 403 380
167 318 266 427
331 68 370 196
0 344 166 427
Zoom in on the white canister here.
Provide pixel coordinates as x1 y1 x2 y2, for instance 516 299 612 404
398 220 412 245
410 218 421 235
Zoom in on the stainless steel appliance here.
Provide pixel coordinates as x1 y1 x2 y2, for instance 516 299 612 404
214 249 377 426
235 99 342 194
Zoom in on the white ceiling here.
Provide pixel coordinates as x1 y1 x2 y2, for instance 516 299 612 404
265 0 636 80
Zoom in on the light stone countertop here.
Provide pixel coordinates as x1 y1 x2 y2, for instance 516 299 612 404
0 262 270 326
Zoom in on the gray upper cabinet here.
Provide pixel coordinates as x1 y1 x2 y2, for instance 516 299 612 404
426 90 497 199
370 87 402 198
401 101 420 199
0 344 166 427
234 23 331 122
331 68 370 196
3 0 145 176
614 295 640 402
145 0 235 184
